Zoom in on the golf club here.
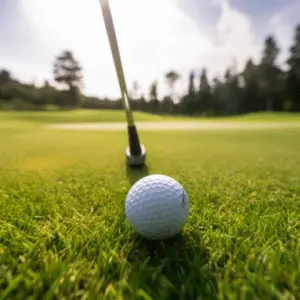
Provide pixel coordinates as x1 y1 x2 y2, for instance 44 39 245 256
99 0 146 167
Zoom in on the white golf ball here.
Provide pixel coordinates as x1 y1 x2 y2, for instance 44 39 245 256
125 174 190 240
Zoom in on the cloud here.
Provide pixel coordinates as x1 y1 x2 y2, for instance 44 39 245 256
203 0 260 78
7 0 295 99
268 1 300 68
20 0 212 99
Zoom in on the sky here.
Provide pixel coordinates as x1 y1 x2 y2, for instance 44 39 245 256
0 0 299 99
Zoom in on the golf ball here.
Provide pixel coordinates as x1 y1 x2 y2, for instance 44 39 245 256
125 174 189 240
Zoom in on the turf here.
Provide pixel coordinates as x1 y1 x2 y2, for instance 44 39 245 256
0 109 170 124
1 110 300 125
0 112 300 299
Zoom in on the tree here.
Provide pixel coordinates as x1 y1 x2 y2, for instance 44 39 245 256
261 36 279 65
165 70 180 102
0 70 11 86
139 94 148 112
200 68 210 92
241 59 262 113
188 71 196 95
161 96 174 114
259 35 283 111
220 68 241 115
211 76 224 114
286 24 300 111
37 81 59 106
149 81 160 113
181 71 196 115
149 81 158 101
53 50 83 108
198 68 212 113
43 80 50 88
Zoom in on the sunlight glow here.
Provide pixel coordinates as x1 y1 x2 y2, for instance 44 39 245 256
20 0 212 98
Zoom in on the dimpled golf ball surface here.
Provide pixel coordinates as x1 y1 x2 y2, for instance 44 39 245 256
125 174 189 240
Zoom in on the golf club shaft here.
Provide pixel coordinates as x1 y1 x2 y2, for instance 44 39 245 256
99 0 142 156
99 0 134 126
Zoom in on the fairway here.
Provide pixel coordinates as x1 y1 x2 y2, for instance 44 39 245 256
0 111 300 299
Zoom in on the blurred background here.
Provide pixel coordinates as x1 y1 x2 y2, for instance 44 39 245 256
0 0 299 116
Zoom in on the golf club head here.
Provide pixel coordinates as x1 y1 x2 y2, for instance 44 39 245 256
126 144 146 167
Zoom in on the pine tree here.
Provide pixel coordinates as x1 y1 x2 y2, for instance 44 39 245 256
53 50 83 108
286 25 300 111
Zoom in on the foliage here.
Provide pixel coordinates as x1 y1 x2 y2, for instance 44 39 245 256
286 25 300 111
53 50 83 108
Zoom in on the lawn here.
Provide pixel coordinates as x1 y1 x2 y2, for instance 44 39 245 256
1 109 300 125
0 111 300 299
0 109 178 124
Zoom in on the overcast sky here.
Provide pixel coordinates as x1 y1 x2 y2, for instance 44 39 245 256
0 0 299 99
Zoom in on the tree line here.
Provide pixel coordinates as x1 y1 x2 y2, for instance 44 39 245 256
0 24 299 115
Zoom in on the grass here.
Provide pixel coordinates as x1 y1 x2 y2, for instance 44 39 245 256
1 109 300 125
231 111 300 122
0 111 300 299
0 109 178 124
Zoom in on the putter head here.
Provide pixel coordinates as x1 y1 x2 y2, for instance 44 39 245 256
126 144 146 167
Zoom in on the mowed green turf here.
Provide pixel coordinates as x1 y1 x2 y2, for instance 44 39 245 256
1 110 300 124
0 110 179 124
0 112 300 299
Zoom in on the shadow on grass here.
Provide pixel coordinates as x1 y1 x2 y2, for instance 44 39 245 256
125 231 218 299
126 163 150 186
